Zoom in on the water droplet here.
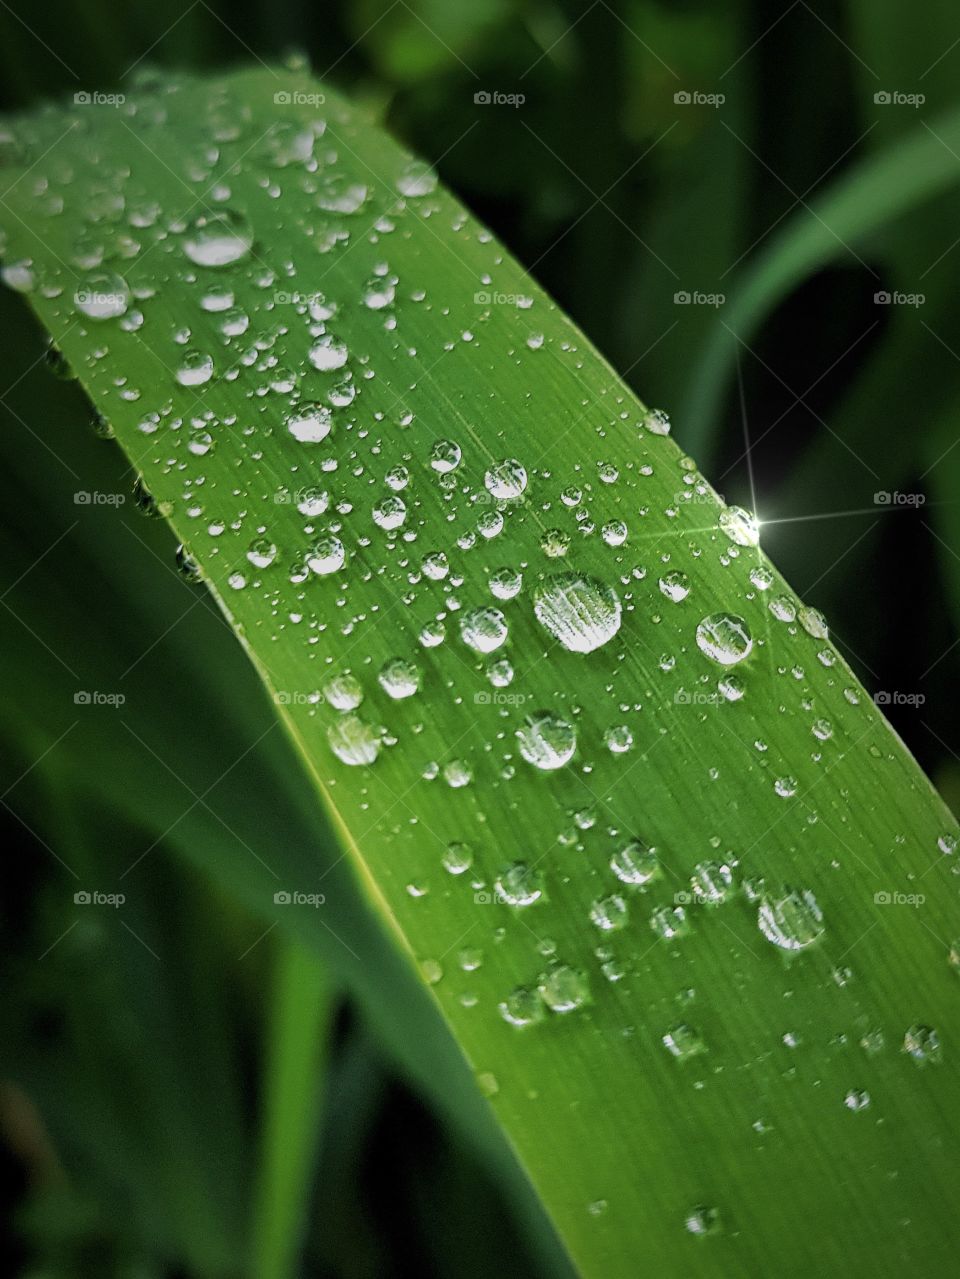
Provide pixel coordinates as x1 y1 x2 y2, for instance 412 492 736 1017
604 724 633 754
327 714 380 766
691 861 734 905
308 335 349 371
489 567 523 600
487 658 514 687
903 1024 940 1065
798 606 828 639
538 965 589 1013
460 607 509 653
378 657 421 699
421 550 449 581
758 888 824 952
442 842 473 875
650 905 689 939
396 160 438 197
307 535 345 575
484 458 527 500
74 270 130 320
662 1022 705 1060
516 712 576 770
718 673 745 701
246 537 277 569
323 673 363 711
769 595 796 622
296 487 329 516
611 840 659 885
659 570 690 602
373 495 407 531
286 402 332 443
499 987 544 1027
844 1088 871 1112
642 407 671 436
589 894 629 931
176 350 214 387
533 573 622 653
719 505 760 547
696 613 753 666
684 1205 720 1236
495 862 544 906
430 438 462 472
182 209 253 266
443 759 473 788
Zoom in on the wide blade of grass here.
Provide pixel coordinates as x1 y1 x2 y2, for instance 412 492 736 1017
2 66 959 1277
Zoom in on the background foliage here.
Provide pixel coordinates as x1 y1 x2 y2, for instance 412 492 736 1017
1 2 959 1276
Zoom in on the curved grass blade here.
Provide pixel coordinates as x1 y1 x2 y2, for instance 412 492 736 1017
2 67 959 1278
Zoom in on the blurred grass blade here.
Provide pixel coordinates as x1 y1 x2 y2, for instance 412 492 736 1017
253 942 333 1279
3 67 960 1277
687 102 960 451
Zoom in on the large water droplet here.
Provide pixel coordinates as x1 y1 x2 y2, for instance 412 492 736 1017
286 403 332 443
516 712 576 770
484 458 527 500
719 505 759 547
610 839 659 885
460 607 508 653
327 714 380 766
758 888 824 952
533 573 622 653
696 613 753 666
307 535 345 575
538 965 589 1013
495 862 544 906
378 657 421 699
74 270 130 320
182 209 254 266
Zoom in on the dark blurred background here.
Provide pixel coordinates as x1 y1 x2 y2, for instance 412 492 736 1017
1 1 959 1275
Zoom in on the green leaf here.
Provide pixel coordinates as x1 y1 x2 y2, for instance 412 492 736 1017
3 66 959 1277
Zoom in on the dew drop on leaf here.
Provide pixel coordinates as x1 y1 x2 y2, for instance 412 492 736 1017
516 711 577 770
757 888 824 951
327 714 380 766
695 613 753 666
182 209 254 266
533 572 622 653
